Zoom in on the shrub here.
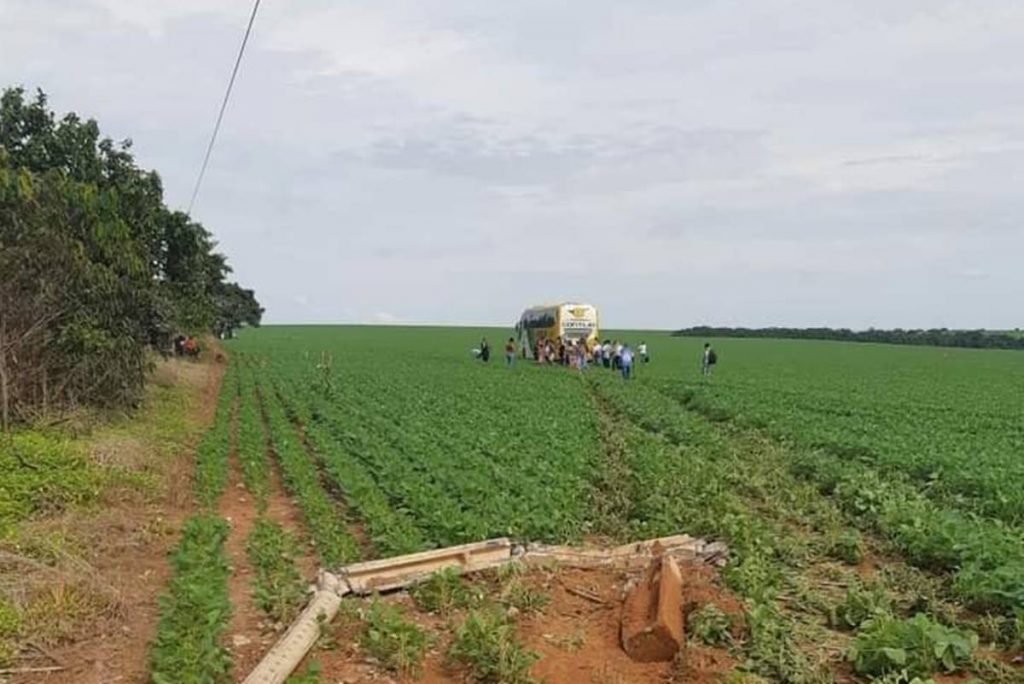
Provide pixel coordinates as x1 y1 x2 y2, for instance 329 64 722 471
849 614 977 678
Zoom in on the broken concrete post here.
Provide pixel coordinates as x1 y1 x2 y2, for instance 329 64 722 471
621 555 684 662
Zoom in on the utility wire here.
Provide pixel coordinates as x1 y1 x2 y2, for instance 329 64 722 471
188 0 262 214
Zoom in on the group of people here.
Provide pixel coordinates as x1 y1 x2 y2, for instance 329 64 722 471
476 335 718 380
476 335 649 379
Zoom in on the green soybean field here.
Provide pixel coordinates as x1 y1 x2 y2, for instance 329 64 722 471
156 325 1023 683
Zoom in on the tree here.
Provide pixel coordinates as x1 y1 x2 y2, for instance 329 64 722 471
0 86 262 425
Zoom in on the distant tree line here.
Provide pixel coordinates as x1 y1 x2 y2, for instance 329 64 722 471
672 326 1024 350
0 87 262 428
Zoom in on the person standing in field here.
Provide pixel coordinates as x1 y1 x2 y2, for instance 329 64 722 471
602 340 612 368
505 337 516 366
702 342 717 376
620 343 635 379
638 340 649 363
480 338 491 363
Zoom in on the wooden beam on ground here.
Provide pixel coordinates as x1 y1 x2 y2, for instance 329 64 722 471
341 538 513 594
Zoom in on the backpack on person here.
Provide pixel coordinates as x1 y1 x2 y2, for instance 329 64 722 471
708 349 717 365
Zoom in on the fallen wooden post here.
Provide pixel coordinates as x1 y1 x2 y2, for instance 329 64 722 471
621 555 685 662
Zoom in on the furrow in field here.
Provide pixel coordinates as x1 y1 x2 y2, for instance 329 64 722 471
255 375 362 568
266 376 427 558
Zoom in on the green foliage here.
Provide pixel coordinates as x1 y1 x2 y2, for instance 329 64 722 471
149 515 232 684
687 604 734 647
447 607 538 684
499 579 549 615
224 327 1024 678
411 568 480 616
830 582 893 631
246 518 308 624
742 603 815 682
236 372 270 506
357 601 430 675
257 375 360 567
0 598 20 667
285 661 323 684
0 85 261 422
849 614 977 678
194 365 237 509
0 432 101 534
823 528 863 565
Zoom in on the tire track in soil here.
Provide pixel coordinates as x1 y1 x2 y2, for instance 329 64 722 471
218 395 268 681
583 380 638 543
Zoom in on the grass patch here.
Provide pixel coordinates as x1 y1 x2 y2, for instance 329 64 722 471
411 567 480 616
499 579 549 616
0 598 20 667
286 660 323 683
448 606 537 684
0 432 103 535
687 604 734 647
357 600 430 675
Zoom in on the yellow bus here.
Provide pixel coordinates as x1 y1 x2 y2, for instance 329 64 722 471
515 303 600 359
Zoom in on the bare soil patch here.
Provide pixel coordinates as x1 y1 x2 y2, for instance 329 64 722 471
296 561 739 684
220 447 268 680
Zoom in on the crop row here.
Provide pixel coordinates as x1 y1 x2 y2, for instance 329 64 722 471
149 515 232 683
236 363 270 508
193 363 238 508
227 358 310 627
269 373 427 557
270 355 600 547
150 362 237 682
652 342 1024 527
257 368 360 568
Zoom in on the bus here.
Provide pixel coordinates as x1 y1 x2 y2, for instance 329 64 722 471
515 303 600 359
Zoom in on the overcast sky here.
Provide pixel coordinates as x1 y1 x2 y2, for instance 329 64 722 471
3 1 1022 329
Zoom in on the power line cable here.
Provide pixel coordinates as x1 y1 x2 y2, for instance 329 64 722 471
188 0 262 214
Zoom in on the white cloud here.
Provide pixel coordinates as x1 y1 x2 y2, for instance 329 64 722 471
2 0 1023 328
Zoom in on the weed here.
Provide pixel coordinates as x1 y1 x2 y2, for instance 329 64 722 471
0 432 103 535
358 600 430 675
849 614 977 678
829 582 892 631
0 598 20 667
742 603 816 682
448 607 537 684
286 660 323 683
500 580 549 616
823 528 864 565
687 604 734 647
411 567 479 616
547 626 586 652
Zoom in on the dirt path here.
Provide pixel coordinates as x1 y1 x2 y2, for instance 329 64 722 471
218 403 266 681
264 463 319 582
12 356 227 684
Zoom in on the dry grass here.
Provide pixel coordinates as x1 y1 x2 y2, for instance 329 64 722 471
0 350 223 670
